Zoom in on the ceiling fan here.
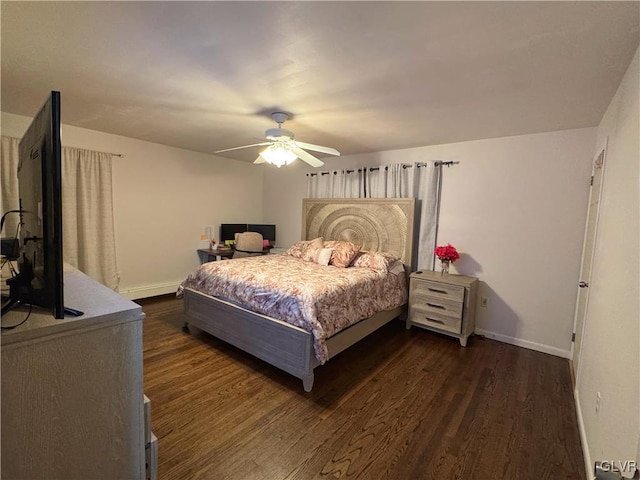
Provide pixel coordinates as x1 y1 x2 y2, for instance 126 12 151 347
214 112 340 168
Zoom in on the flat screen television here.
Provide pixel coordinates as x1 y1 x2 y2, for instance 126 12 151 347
247 224 276 246
2 91 80 319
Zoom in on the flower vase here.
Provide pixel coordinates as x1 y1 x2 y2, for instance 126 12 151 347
440 259 450 276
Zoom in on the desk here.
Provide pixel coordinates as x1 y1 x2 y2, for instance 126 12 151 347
197 247 273 264
197 248 234 263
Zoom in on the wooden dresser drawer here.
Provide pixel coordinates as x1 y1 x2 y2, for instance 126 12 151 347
410 294 463 318
409 307 462 334
411 279 465 302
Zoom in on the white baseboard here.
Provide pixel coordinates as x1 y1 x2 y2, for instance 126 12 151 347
474 328 572 359
574 389 592 480
119 282 181 300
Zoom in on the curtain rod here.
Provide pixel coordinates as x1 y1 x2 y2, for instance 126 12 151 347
3 135 124 157
368 160 459 171
306 160 459 176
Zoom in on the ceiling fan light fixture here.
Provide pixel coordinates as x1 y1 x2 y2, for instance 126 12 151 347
259 143 298 167
217 111 334 168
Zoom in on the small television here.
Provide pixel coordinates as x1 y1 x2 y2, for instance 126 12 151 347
247 224 276 246
219 224 247 245
2 91 74 319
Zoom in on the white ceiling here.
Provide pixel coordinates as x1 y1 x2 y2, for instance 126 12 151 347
1 1 639 163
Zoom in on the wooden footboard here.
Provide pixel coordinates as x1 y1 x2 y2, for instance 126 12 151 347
183 287 318 391
183 287 404 391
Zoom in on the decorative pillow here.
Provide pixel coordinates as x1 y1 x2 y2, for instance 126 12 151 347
302 246 334 265
316 248 333 266
284 237 324 259
302 245 322 263
389 260 406 276
324 240 362 268
350 251 399 272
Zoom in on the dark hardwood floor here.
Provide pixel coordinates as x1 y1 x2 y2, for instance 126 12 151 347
139 295 585 480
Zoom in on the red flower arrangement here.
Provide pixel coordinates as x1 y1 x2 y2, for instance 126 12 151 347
434 244 460 262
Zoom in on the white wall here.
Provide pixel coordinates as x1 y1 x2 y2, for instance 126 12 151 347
1 112 264 299
264 127 596 357
575 48 639 474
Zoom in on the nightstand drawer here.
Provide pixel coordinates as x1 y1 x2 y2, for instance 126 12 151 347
410 294 463 318
409 308 462 334
412 279 465 302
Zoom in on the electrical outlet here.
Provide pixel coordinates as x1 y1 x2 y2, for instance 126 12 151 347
596 392 602 413
480 296 489 308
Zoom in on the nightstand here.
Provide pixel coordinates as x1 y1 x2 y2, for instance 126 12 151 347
407 270 478 346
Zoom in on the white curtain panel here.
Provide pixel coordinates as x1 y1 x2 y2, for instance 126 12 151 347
386 163 409 197
307 161 441 270
307 171 334 197
1 137 20 237
62 147 119 290
365 167 387 197
413 163 440 271
1 136 119 290
307 169 365 198
370 162 440 270
343 169 365 198
364 164 415 198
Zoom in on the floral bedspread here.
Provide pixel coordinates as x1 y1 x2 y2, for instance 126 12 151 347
178 254 407 363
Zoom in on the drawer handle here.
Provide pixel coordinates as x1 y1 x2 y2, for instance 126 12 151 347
427 287 448 295
425 317 444 324
426 302 446 310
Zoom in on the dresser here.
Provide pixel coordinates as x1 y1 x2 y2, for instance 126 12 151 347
407 270 478 346
1 266 148 480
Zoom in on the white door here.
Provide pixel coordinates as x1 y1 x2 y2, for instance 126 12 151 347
571 140 607 380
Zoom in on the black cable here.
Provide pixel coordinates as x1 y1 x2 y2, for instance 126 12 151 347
1 302 32 330
13 219 20 242
0 210 21 234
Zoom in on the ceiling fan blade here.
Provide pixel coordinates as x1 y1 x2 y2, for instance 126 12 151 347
294 141 340 156
254 156 267 164
290 146 324 168
215 142 271 154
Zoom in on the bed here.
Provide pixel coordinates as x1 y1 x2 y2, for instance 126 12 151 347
180 198 416 391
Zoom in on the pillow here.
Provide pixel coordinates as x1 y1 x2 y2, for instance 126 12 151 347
284 237 324 259
389 260 406 276
350 251 399 272
324 240 362 268
302 246 333 265
302 245 322 263
316 248 333 266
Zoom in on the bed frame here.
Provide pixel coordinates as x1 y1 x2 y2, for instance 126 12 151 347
183 198 416 391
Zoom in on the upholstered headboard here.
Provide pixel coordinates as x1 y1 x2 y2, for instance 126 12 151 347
301 198 416 267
